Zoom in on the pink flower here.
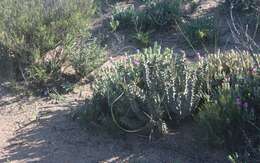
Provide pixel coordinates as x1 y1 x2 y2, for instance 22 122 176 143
109 56 117 63
196 52 201 59
243 102 248 109
236 97 242 106
132 60 140 66
225 76 230 81
249 67 257 74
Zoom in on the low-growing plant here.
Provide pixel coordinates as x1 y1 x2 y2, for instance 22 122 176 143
145 0 182 28
49 88 66 102
111 4 136 30
182 16 216 47
225 0 259 12
0 42 14 80
81 43 205 136
110 0 183 32
198 81 260 161
68 38 107 78
109 17 120 32
198 85 257 146
133 31 151 47
228 153 241 163
204 51 259 85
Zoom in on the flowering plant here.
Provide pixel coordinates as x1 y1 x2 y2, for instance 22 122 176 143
84 43 205 135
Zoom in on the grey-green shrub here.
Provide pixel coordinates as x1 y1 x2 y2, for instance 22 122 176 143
110 0 183 32
145 0 182 28
111 4 136 30
133 31 151 47
0 0 96 81
68 38 107 77
82 43 205 135
202 51 259 84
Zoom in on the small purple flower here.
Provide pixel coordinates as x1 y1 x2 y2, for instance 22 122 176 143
225 76 230 81
236 97 242 106
109 56 117 64
243 102 248 109
196 52 201 59
133 60 140 66
249 67 257 74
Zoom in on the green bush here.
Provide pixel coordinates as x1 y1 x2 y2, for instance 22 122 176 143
133 31 151 47
198 80 260 161
68 38 107 78
81 43 205 135
0 0 96 82
197 52 260 161
110 0 182 32
182 16 216 47
111 4 136 30
204 51 259 87
0 42 14 80
198 86 258 146
145 0 182 28
225 0 258 12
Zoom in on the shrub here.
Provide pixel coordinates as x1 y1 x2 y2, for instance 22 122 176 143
111 4 136 30
198 80 260 161
0 0 96 82
109 17 120 32
182 16 216 47
197 51 260 161
110 0 183 32
133 31 151 47
81 43 205 135
0 42 14 80
204 51 259 87
198 85 258 146
225 0 259 12
144 0 182 28
68 38 107 78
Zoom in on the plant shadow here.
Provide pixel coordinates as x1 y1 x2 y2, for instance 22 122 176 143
0 102 229 163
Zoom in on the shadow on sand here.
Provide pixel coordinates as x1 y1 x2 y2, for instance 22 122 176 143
0 102 229 163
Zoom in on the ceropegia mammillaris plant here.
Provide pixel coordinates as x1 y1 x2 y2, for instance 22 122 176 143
84 43 205 135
